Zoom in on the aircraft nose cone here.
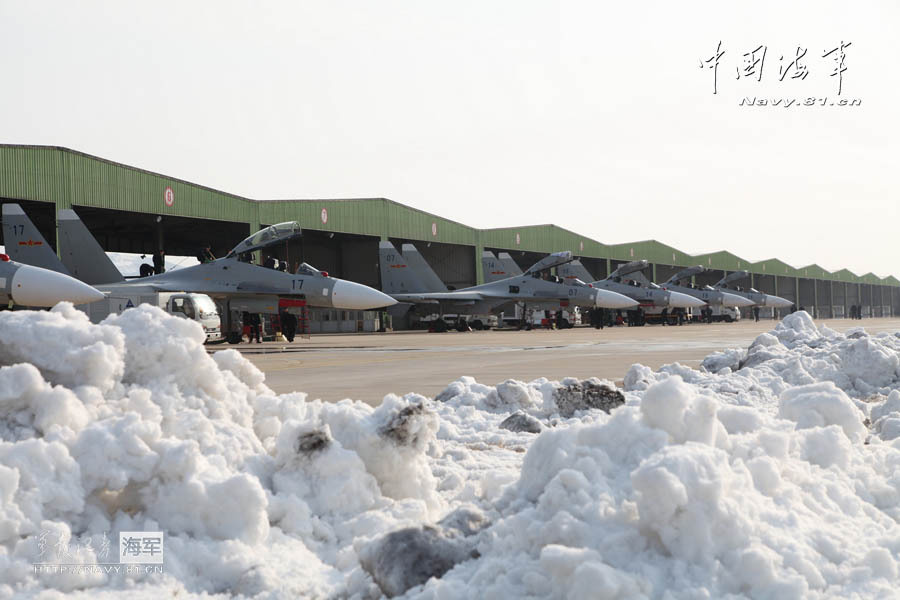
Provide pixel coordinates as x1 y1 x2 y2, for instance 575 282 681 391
331 279 397 309
594 288 639 309
721 292 756 307
668 291 707 308
10 264 105 307
765 294 794 309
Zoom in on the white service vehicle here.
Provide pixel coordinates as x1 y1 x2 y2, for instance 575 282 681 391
77 292 222 342
414 313 498 331
500 305 580 329
690 304 741 323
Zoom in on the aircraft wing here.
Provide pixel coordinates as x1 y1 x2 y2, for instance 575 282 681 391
391 291 486 303
140 277 305 297
234 281 296 294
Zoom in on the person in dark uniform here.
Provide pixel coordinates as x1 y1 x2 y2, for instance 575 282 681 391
152 250 165 274
244 312 261 343
198 245 215 264
263 255 276 269
281 310 297 342
661 307 668 326
753 306 760 322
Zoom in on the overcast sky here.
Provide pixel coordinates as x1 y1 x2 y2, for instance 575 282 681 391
1 1 897 278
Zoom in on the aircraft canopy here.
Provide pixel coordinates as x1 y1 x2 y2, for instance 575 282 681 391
524 251 573 275
227 222 302 258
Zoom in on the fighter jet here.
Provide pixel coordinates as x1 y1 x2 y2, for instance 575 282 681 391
557 259 707 309
379 242 638 316
0 253 104 307
712 270 794 309
3 204 396 341
661 266 755 307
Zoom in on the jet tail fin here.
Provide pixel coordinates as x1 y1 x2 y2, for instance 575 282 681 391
379 241 428 294
557 260 595 285
57 209 124 285
400 244 447 292
482 251 511 283
497 252 523 277
1 204 70 274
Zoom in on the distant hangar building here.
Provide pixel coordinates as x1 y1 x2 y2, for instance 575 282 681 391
1 144 898 321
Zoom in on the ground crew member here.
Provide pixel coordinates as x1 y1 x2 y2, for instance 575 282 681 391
152 250 165 274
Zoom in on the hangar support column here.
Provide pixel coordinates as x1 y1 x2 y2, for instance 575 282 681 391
813 279 818 319
773 277 779 319
843 282 848 317
475 243 485 284
859 284 865 317
829 281 833 318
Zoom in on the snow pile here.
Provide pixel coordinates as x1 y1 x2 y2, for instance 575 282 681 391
2 308 900 599
0 304 443 598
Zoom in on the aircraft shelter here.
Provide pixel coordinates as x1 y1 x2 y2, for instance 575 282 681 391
2 144 898 325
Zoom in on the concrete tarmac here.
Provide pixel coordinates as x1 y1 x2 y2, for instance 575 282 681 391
216 318 900 406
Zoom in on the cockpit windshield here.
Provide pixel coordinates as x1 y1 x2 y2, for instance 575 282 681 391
226 222 302 258
295 262 324 276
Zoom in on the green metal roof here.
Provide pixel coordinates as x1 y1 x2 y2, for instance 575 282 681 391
1 144 896 287
687 250 751 272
